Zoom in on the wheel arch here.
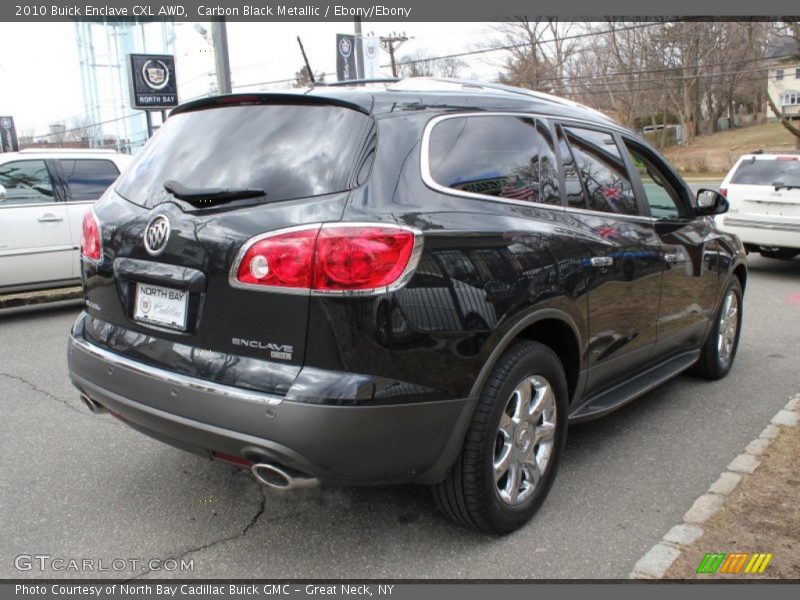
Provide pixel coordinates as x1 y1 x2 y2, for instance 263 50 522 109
414 308 585 485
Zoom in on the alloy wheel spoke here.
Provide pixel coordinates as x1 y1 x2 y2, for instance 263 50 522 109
494 444 512 481
505 463 523 504
534 422 555 445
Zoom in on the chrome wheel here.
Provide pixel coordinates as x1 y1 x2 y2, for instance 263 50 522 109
717 290 739 368
494 375 557 506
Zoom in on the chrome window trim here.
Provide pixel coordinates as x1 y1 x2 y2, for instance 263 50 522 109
71 334 283 407
228 222 424 297
419 111 655 224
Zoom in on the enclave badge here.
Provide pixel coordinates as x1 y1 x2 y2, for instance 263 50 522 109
143 215 171 256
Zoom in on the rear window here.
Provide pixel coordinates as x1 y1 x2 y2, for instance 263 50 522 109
115 104 372 208
59 159 119 201
731 157 800 186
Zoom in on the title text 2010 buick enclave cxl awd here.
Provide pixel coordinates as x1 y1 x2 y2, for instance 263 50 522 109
68 79 746 534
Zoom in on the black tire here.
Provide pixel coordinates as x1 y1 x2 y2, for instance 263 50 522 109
689 278 743 380
432 341 568 534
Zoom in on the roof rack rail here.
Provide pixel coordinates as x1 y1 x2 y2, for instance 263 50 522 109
315 77 401 87
18 148 117 154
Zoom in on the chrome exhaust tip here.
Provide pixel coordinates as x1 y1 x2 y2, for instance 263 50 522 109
80 393 108 415
250 463 319 490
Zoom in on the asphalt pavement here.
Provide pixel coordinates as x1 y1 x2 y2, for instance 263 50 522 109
1 254 798 579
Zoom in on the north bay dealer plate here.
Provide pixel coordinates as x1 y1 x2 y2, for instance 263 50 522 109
133 282 188 331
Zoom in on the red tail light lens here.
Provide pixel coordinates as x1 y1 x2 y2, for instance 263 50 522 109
314 227 417 292
232 224 421 294
719 188 727 198
80 210 102 262
235 228 318 290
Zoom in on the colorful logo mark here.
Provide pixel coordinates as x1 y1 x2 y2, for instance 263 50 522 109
696 552 773 574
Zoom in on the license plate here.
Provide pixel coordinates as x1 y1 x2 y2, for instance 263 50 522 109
133 282 188 331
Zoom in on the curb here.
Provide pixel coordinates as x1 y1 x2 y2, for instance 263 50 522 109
629 393 800 579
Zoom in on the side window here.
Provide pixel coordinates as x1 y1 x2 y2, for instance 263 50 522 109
624 143 686 219
428 115 560 206
58 159 119 202
0 160 54 205
560 126 639 216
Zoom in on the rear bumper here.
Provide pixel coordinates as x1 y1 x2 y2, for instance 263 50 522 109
68 324 471 486
716 216 800 250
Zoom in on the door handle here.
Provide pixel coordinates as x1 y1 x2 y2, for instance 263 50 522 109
664 252 682 264
37 213 63 223
590 256 614 268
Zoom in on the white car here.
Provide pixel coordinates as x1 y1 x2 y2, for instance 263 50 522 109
0 149 132 293
716 152 800 260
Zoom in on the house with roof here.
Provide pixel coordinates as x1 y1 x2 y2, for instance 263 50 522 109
767 36 800 121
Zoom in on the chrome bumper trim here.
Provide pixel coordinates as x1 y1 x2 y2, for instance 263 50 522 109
70 335 283 407
722 217 800 233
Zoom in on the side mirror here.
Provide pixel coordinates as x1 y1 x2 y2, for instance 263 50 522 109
0 184 7 203
695 188 728 216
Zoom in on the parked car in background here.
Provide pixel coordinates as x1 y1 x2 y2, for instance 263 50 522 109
67 79 746 534
716 152 800 260
0 149 131 293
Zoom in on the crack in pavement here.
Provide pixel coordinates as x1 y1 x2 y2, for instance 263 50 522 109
129 484 271 580
0 371 119 424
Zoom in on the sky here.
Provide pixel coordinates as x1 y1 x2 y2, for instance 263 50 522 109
0 21 504 138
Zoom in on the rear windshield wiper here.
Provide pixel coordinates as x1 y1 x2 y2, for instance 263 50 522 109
163 180 266 207
772 182 800 191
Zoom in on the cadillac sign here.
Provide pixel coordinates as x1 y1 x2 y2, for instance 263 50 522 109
128 54 178 110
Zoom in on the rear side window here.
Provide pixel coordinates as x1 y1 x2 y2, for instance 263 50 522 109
427 115 561 206
58 159 119 201
731 157 800 187
115 104 372 208
0 160 54 205
560 126 638 216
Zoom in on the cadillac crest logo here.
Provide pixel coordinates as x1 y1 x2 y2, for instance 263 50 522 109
338 36 352 58
144 215 171 256
142 59 170 90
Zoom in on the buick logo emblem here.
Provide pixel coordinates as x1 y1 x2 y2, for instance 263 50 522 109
144 215 170 256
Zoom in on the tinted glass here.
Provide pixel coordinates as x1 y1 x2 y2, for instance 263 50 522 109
562 127 638 215
731 157 800 187
59 159 119 201
555 126 585 208
0 160 54 205
625 145 685 219
115 104 371 208
429 116 560 206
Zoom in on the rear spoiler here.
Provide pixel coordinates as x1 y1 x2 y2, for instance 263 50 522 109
170 93 371 117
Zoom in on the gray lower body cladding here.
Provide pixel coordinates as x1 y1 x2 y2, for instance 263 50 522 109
67 320 470 486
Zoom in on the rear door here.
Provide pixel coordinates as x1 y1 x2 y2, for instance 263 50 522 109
621 138 720 356
553 124 663 393
0 158 72 290
54 158 122 278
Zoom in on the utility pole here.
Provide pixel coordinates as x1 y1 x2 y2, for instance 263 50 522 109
379 33 408 78
354 17 364 80
211 19 232 94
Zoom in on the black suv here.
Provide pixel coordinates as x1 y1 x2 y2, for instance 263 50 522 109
68 79 746 534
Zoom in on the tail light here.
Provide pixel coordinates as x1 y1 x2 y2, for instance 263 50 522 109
80 210 102 262
231 223 422 295
719 188 727 198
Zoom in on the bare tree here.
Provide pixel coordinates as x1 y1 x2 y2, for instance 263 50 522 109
292 66 324 87
493 19 577 95
397 52 466 79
